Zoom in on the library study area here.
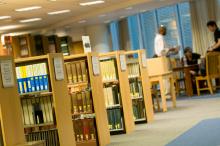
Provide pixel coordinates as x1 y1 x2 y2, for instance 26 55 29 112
0 0 220 146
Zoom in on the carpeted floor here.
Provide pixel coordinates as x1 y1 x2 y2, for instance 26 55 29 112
107 94 220 146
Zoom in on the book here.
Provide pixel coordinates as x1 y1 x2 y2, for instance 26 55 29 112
65 63 73 84
71 93 78 114
33 64 40 91
85 91 92 112
82 92 87 112
88 118 96 140
16 67 23 93
77 93 83 112
76 62 82 82
82 119 89 140
81 61 87 82
71 63 77 83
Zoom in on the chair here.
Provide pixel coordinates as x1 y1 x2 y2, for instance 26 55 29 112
195 52 220 96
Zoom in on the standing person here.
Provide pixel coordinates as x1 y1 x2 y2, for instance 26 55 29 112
207 21 220 52
154 26 179 57
154 26 179 99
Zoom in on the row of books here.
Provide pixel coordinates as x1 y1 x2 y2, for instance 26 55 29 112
19 37 29 57
107 108 123 130
65 61 88 84
16 63 49 94
127 63 140 78
132 99 146 120
104 85 120 107
100 59 118 81
26 129 59 146
129 80 143 98
21 96 54 126
73 118 97 142
71 91 93 114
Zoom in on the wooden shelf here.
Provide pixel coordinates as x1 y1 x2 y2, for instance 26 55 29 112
24 122 54 128
67 82 89 88
125 49 154 124
72 111 95 116
20 91 52 98
109 128 124 132
106 104 122 110
99 51 135 135
76 139 97 146
103 79 119 84
128 75 141 80
131 95 143 100
134 118 146 122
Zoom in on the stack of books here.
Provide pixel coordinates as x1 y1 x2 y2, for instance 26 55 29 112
100 59 118 81
16 63 49 94
127 62 140 78
65 60 88 84
107 109 123 131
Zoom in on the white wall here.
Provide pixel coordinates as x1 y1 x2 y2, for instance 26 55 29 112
85 24 112 53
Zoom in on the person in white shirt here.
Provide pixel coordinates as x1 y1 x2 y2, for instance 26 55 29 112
154 26 179 99
154 26 179 57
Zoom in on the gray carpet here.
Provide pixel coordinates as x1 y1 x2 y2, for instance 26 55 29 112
108 94 220 146
166 118 220 146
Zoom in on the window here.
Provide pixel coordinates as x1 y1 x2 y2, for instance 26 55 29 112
109 2 193 58
109 21 120 51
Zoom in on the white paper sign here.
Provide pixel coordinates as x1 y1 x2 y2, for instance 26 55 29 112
53 57 64 80
141 52 147 68
92 56 100 76
0 59 15 88
119 54 126 71
82 36 92 53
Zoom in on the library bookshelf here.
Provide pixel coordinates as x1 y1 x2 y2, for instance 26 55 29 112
12 34 35 59
125 49 154 123
99 51 135 135
0 56 26 146
64 53 110 146
14 53 75 146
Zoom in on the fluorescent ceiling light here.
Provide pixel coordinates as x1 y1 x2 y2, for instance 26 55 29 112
0 16 11 20
48 9 71 15
20 18 42 23
15 6 42 12
0 25 20 31
80 0 104 6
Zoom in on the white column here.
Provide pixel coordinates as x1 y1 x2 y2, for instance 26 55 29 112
85 24 112 53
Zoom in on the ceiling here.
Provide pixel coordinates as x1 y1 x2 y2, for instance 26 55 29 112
0 0 188 35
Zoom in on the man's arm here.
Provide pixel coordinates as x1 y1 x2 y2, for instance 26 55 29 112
208 39 220 51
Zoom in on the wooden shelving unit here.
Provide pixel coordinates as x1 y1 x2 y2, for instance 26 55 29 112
60 36 72 56
64 53 110 146
125 49 154 123
14 53 76 146
12 34 34 58
0 56 26 146
32 35 48 56
47 35 61 54
99 51 135 135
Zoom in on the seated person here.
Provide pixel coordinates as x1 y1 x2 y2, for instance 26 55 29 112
183 47 201 75
182 47 201 93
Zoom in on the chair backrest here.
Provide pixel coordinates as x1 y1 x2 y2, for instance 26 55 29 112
206 52 220 77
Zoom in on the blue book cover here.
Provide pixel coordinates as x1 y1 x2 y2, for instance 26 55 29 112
39 75 44 91
34 76 40 91
30 77 36 92
43 75 49 90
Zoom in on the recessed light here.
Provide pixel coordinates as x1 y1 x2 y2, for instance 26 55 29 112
48 10 71 15
19 18 42 23
15 6 42 12
80 0 105 6
125 7 133 10
48 0 57 1
0 16 11 20
0 25 20 31
78 20 87 23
